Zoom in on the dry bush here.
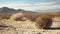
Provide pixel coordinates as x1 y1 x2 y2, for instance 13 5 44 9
23 13 55 22
24 13 60 22
10 13 27 21
35 17 52 29
10 12 60 22
24 13 41 22
0 12 12 20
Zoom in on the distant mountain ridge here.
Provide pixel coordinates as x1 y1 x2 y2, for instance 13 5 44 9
35 9 60 12
0 7 35 13
0 7 60 13
0 7 16 13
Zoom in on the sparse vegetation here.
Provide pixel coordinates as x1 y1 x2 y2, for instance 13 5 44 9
23 13 60 22
0 12 60 22
0 12 12 20
24 13 40 22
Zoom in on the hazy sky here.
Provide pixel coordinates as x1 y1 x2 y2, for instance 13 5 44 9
0 0 60 11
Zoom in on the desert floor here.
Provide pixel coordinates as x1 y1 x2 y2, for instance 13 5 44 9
0 20 60 34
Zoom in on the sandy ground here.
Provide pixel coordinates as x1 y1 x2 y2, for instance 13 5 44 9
0 20 60 34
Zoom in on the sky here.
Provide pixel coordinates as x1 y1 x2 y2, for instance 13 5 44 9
0 0 60 11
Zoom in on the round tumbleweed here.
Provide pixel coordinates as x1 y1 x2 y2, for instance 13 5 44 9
35 17 52 29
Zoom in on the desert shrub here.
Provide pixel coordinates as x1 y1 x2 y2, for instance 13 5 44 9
23 12 60 22
23 13 54 22
10 13 26 21
10 12 60 22
23 13 41 22
35 17 52 29
0 12 12 20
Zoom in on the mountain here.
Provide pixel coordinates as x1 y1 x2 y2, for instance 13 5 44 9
0 7 16 13
0 7 35 13
35 9 60 12
16 9 36 13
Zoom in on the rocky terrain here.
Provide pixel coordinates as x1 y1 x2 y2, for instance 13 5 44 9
0 19 60 34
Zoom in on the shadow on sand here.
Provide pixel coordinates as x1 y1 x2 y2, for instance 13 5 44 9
45 27 60 30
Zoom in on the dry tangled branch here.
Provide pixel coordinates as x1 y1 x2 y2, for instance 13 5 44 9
35 17 52 29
